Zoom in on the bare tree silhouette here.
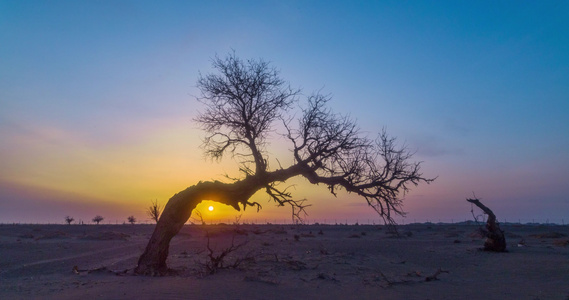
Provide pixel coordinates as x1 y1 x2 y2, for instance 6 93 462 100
147 200 162 223
127 215 136 225
135 52 434 275
92 215 104 225
65 216 74 225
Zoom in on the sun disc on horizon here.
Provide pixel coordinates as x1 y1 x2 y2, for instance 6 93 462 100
208 205 214 212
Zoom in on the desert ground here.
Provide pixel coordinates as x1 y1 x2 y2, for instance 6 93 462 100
0 222 568 299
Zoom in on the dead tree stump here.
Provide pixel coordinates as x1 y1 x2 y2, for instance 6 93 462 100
466 198 506 252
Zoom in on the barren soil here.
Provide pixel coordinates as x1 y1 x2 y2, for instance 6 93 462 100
1 223 568 299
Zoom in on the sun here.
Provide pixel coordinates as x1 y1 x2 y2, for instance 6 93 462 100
208 205 214 212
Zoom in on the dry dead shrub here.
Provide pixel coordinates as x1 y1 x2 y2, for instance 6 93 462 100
199 233 253 275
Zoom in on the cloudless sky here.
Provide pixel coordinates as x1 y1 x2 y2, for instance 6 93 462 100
1 1 568 224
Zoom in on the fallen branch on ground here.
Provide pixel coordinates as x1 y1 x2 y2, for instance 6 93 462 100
72 266 130 276
425 268 449 281
376 268 450 287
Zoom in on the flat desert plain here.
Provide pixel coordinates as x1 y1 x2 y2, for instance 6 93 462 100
1 223 568 299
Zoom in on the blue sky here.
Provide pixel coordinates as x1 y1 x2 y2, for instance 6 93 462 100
1 1 568 224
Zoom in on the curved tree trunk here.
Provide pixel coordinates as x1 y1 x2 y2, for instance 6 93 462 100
467 198 506 252
134 187 199 275
134 179 266 275
135 165 308 275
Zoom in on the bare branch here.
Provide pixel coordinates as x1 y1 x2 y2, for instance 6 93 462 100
136 52 436 274
147 200 162 223
191 210 206 225
287 97 434 225
194 53 434 225
202 233 248 274
195 52 299 174
264 183 311 224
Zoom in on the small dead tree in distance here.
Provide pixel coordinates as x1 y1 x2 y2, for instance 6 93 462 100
135 53 435 275
147 200 162 223
65 216 74 225
92 215 104 225
127 215 136 225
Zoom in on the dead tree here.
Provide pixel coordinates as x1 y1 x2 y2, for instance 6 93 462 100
65 216 74 225
92 215 104 225
147 199 162 223
466 197 506 252
134 53 435 275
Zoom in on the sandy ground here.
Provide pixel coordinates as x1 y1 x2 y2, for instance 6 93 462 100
0 223 568 300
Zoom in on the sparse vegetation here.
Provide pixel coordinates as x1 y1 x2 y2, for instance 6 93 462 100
65 216 74 225
92 215 104 225
201 233 250 274
127 216 136 225
147 199 162 223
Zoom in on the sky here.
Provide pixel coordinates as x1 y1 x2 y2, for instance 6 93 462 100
1 0 568 224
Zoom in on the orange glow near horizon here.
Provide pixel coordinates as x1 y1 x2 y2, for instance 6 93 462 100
0 110 457 225
0 120 444 225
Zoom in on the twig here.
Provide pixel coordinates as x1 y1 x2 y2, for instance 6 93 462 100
202 233 249 274
191 209 206 225
425 268 449 282
72 266 130 276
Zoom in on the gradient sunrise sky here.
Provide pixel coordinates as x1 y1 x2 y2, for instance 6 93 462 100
1 1 568 224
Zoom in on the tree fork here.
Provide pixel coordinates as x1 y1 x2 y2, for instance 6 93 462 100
134 53 434 274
